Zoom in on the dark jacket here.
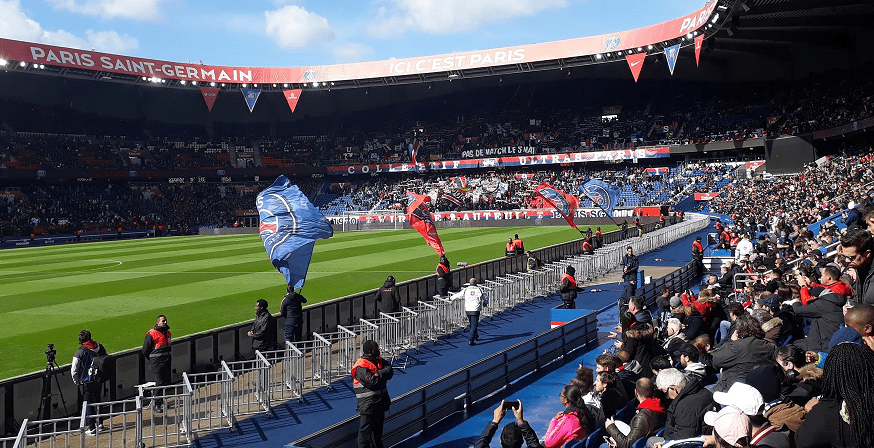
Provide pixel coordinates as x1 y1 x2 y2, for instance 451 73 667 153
664 377 716 441
142 325 171 367
856 264 874 306
795 398 858 448
605 398 666 448
622 254 639 281
376 276 401 313
711 336 774 393
560 273 582 305
622 323 665 372
352 355 393 415
251 309 277 351
474 420 544 448
280 291 307 326
792 291 845 352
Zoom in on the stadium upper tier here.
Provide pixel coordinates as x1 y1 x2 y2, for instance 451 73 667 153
0 1 720 89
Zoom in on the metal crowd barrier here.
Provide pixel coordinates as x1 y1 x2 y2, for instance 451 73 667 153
401 301 440 345
292 336 333 390
223 355 272 418
181 367 234 434
258 342 305 404
138 380 193 448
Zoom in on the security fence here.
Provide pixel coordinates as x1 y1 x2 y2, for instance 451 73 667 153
0 215 708 447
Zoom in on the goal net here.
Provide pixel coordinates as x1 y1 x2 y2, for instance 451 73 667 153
341 209 407 231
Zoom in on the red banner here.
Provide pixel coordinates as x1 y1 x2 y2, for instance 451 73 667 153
694 34 704 67
283 89 302 113
625 53 646 82
694 192 721 201
534 183 581 232
406 192 444 255
200 86 219 112
645 167 670 175
0 2 716 85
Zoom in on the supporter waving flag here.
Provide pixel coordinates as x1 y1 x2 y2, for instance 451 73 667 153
406 192 445 255
257 175 334 289
534 182 581 232
579 179 622 220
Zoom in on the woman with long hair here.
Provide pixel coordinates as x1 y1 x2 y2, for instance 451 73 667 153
795 343 874 448
710 312 774 393
543 384 589 448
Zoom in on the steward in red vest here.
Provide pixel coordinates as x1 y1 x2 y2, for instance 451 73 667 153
352 340 393 448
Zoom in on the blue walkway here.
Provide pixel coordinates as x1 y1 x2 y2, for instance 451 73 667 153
222 227 710 448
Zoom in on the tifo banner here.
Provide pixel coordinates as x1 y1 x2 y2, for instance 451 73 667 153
337 208 637 223
534 183 581 232
242 88 261 113
0 2 716 84
256 175 334 289
694 192 721 201
645 167 670 175
664 43 681 75
326 147 671 175
200 86 219 112
579 179 622 218
406 192 445 255
625 53 646 82
283 89 302 113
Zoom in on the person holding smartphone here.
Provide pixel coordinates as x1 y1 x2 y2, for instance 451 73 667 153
474 400 544 448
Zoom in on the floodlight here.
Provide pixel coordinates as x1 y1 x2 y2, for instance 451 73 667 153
242 83 247 87
192 81 198 85
595 54 602 60
313 82 319 87
180 80 186 85
283 83 288 88
210 82 216 87
20 61 26 67
0 59 7 66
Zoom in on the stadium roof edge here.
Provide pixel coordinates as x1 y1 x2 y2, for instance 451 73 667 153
0 0 731 91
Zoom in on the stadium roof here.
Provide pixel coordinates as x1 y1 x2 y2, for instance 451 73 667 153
705 0 874 60
0 0 728 91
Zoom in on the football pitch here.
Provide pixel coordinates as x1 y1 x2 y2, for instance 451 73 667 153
0 224 611 380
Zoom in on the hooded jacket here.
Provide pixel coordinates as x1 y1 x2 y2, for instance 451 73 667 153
376 276 401 313
622 323 665 372
761 317 783 345
605 397 667 448
792 291 845 352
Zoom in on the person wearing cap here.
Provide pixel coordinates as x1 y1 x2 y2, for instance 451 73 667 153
673 342 706 381
452 278 488 346
702 405 752 448
560 266 582 309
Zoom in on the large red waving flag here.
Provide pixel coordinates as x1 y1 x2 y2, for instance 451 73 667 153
406 192 445 255
534 182 581 232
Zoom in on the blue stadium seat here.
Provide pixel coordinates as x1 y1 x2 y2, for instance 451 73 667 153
631 436 648 448
584 426 606 448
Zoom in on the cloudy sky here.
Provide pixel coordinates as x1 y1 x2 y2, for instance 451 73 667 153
0 0 707 67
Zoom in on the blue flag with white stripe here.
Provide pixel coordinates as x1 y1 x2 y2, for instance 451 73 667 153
256 175 333 289
579 179 622 218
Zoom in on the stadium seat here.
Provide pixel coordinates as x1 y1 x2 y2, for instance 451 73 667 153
584 426 606 448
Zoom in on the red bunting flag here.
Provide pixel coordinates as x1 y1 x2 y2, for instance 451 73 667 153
694 35 704 67
405 192 445 255
625 53 646 82
199 86 219 112
534 182 581 232
283 89 303 113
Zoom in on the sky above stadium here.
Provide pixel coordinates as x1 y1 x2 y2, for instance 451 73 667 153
1 0 707 67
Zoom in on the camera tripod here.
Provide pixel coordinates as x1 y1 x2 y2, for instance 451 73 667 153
36 351 69 420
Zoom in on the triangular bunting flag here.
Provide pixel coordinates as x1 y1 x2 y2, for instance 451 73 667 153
241 88 261 113
625 53 646 82
664 44 681 75
200 87 219 112
283 89 303 113
694 35 704 67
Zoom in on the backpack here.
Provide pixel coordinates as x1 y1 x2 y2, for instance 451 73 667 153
79 344 109 383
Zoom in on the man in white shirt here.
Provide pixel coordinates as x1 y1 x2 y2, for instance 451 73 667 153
453 278 488 346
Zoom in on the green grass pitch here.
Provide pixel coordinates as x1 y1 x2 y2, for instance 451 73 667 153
0 224 614 380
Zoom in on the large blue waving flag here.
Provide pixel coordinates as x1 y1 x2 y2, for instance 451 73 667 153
579 179 622 218
256 175 333 289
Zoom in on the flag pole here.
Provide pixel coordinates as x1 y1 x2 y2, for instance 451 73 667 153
581 191 620 226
